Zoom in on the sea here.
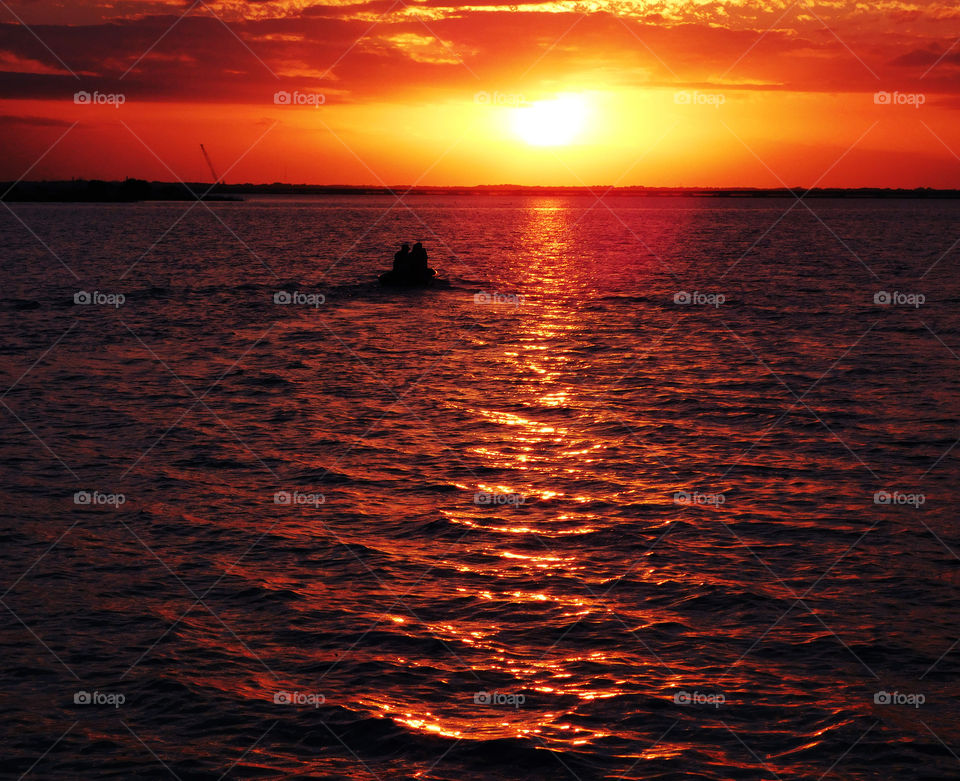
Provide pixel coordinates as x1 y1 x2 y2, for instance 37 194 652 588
1 194 959 779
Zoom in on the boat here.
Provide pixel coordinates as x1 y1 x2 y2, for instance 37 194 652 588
378 267 447 288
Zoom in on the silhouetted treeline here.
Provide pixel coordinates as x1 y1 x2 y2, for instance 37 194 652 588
3 180 959 202
1 179 239 202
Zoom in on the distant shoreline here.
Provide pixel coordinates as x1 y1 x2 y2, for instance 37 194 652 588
3 179 960 202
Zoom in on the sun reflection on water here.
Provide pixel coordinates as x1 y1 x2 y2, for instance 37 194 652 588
404 201 638 748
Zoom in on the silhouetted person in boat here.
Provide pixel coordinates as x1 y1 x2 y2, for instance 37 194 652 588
411 242 428 273
394 243 411 273
379 241 442 287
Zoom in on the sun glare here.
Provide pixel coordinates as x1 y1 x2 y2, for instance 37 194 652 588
511 96 589 147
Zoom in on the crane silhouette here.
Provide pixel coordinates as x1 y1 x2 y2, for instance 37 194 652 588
200 144 221 185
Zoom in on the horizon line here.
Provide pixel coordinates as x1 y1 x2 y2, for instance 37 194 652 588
5 180 960 195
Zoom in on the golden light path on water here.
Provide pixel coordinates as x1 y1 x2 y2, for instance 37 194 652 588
369 202 654 751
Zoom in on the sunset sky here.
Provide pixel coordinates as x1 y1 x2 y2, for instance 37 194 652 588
2 0 960 186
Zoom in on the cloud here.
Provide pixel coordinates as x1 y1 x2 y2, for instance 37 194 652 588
0 0 958 106
890 46 960 68
0 113 74 128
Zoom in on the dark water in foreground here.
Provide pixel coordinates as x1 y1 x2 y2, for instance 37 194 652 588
1 195 959 779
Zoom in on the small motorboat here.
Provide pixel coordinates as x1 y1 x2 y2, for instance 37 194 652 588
378 267 446 288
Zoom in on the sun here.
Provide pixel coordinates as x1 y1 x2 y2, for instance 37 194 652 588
511 95 589 146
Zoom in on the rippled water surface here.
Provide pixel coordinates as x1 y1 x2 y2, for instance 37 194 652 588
2 195 960 779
